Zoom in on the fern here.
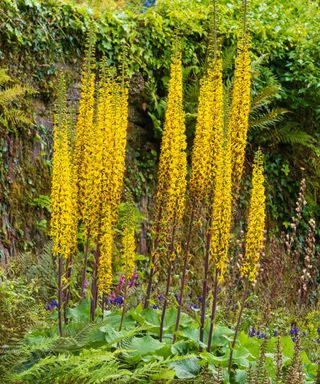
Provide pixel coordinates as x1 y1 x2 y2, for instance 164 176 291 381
12 348 129 384
251 84 282 111
11 346 192 384
0 68 33 131
15 242 56 301
250 108 289 131
0 68 12 86
274 124 316 148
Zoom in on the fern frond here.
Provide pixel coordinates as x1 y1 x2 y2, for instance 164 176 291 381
251 84 282 111
249 108 289 131
5 108 33 126
0 85 30 105
275 124 316 148
0 68 12 87
13 348 130 384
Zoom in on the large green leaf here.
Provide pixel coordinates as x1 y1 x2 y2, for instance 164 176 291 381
169 357 201 379
123 335 164 363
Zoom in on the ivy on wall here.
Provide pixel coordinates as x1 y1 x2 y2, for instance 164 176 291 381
0 0 319 256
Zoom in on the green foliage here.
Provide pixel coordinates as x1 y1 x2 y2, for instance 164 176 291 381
1 301 318 383
0 272 45 346
0 66 50 258
0 68 32 131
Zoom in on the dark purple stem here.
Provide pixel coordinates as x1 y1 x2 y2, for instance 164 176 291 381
81 233 90 298
159 222 177 342
207 269 219 352
228 278 249 373
159 262 173 342
199 218 213 348
57 256 63 336
90 239 100 321
119 274 128 331
173 208 195 342
144 207 162 309
63 254 73 324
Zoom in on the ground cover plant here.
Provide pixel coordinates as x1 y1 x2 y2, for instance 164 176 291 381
0 0 320 383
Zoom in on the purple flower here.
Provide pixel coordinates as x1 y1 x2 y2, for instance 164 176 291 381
114 296 124 305
152 304 159 310
290 326 299 337
302 331 306 337
128 271 138 287
257 329 261 336
258 333 266 339
174 293 180 303
313 359 317 364
46 299 58 311
118 275 126 290
82 279 89 290
198 296 203 303
158 294 163 301
273 331 278 337
190 303 199 310
248 326 256 337
51 299 58 307
292 337 297 343
317 327 320 335
109 292 116 302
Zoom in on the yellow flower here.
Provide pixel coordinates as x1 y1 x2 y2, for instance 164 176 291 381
97 75 129 294
228 35 251 194
154 52 187 251
240 149 266 283
51 75 76 258
74 35 96 230
210 136 232 281
190 57 224 210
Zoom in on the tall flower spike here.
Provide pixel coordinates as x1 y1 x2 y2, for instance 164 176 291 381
156 51 187 342
74 30 96 228
189 55 224 212
155 51 187 242
51 75 76 258
240 150 266 283
98 76 129 295
210 136 232 280
85 67 109 243
189 66 214 208
228 35 251 194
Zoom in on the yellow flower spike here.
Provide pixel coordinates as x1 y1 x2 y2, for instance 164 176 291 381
97 76 129 294
240 149 266 283
228 35 252 194
74 34 96 229
154 52 187 252
51 75 76 259
210 135 232 281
